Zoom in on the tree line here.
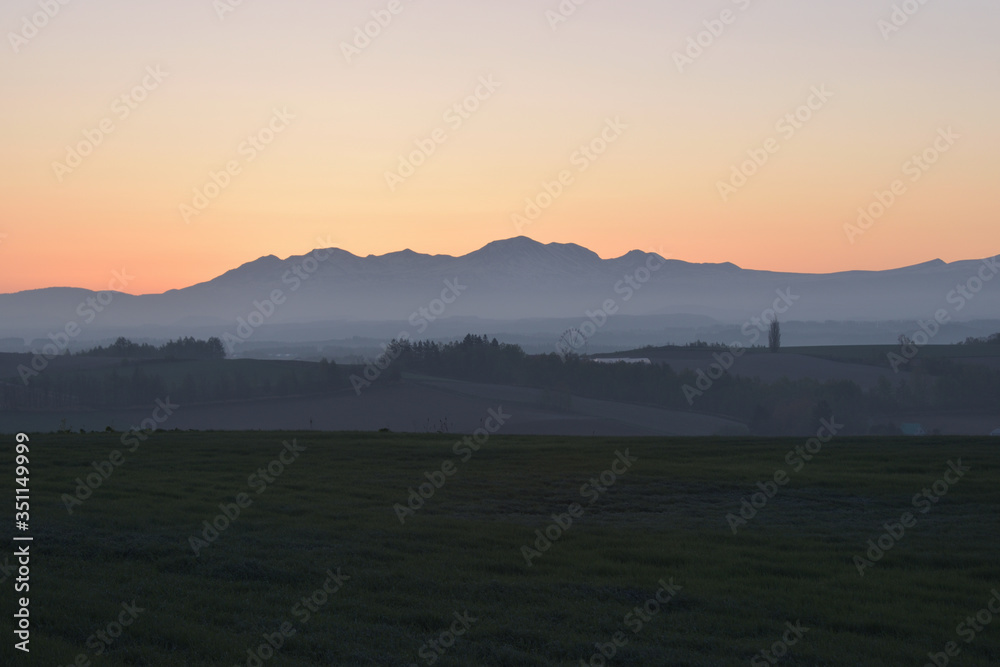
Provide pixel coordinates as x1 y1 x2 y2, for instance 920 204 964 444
383 334 1000 435
79 336 226 360
5 332 998 434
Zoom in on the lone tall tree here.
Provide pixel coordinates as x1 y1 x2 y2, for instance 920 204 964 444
768 319 781 352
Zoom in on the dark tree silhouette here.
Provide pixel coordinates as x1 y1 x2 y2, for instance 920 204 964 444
769 319 781 353
81 336 226 360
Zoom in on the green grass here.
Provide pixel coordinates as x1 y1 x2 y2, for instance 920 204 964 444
2 432 999 665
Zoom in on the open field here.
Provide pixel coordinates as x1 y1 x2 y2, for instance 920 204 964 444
622 350 906 389
604 344 1000 381
2 432 998 665
0 373 748 437
5 340 1000 435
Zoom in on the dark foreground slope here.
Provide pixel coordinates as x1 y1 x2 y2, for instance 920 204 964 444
3 432 998 666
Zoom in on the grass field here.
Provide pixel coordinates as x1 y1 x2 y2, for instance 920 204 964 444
3 432 999 666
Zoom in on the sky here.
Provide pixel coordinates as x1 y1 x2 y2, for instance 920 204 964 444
1 0 998 294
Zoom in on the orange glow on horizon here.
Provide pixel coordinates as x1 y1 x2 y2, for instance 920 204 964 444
1 0 997 295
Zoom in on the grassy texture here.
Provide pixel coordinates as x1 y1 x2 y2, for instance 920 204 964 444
2 432 999 666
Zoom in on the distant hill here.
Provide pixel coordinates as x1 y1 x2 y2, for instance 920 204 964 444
1 237 998 343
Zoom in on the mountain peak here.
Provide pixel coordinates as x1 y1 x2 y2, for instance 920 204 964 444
886 258 948 273
477 236 544 252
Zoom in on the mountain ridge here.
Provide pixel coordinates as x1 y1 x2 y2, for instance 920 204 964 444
0 237 997 340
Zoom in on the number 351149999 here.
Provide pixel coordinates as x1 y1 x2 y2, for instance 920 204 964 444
16 434 30 525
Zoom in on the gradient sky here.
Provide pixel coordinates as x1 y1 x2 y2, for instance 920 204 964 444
2 0 998 294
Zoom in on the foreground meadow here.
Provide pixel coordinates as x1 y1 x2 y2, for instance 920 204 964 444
3 431 999 666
